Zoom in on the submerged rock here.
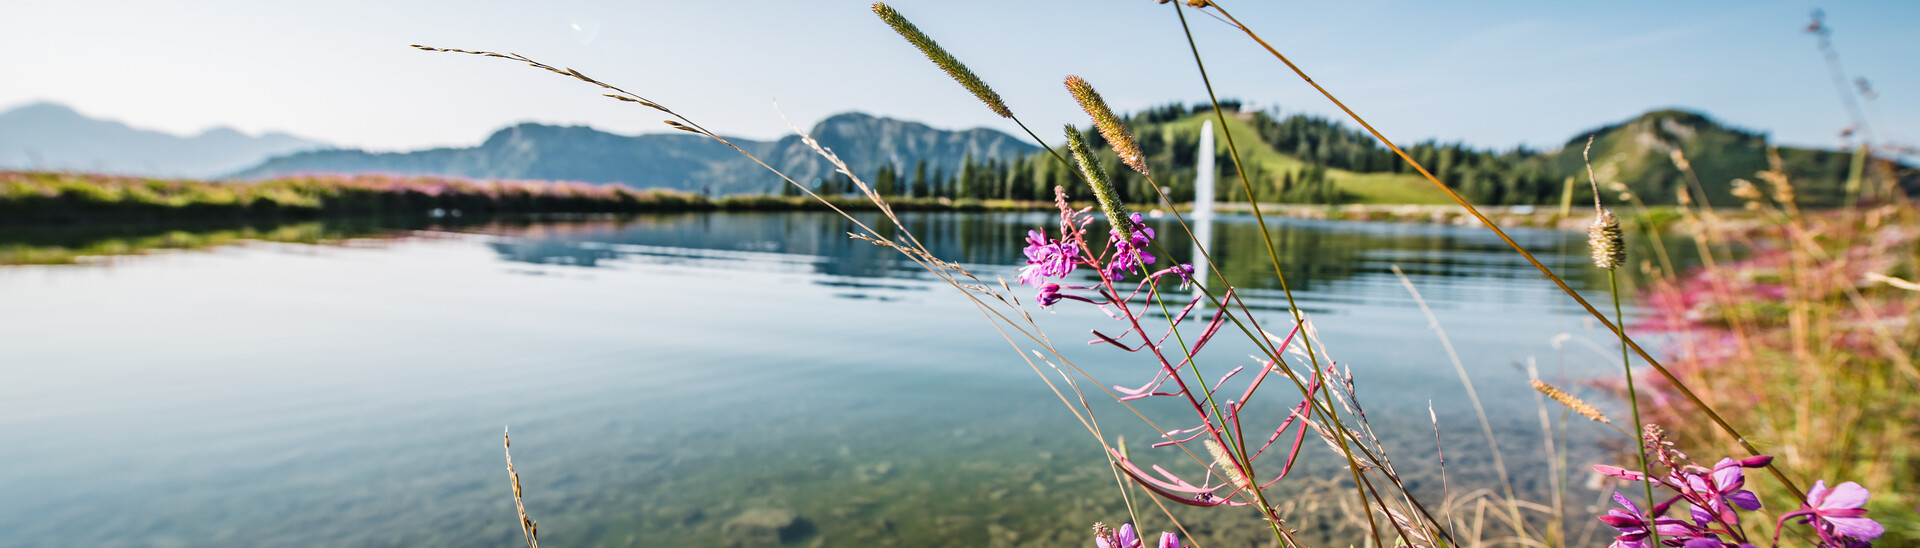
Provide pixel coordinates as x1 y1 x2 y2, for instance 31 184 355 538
722 508 815 547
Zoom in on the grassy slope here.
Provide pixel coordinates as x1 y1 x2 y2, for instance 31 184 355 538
1154 113 1455 205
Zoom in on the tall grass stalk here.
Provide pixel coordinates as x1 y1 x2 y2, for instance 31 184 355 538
1585 138 1658 548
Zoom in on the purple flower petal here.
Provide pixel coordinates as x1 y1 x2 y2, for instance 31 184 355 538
1158 531 1180 548
1116 523 1140 548
1596 465 1647 481
1681 537 1724 548
1816 481 1871 511
1711 458 1745 490
1827 516 1885 541
1727 490 1762 511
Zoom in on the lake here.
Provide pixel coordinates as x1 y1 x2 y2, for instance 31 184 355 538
0 211 1651 547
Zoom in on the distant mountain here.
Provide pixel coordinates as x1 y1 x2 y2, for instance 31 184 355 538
0 102 329 179
1553 109 1861 206
234 112 1040 195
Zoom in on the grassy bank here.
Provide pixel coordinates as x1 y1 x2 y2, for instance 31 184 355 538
0 171 1063 225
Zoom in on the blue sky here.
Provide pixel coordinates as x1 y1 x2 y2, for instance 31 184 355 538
3 1 1913 154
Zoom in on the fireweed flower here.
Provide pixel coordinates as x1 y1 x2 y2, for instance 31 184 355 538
1018 229 1078 286
1102 213 1159 281
1696 458 1763 514
1092 523 1179 548
1598 493 1693 548
1779 480 1884 545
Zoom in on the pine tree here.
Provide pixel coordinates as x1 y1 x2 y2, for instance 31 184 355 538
911 159 929 198
875 164 898 197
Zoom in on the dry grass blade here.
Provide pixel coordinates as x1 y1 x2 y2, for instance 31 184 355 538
504 427 538 548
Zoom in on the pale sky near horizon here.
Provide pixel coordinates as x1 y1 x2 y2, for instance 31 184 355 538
3 1 1914 154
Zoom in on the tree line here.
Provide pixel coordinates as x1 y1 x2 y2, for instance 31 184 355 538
791 103 1878 207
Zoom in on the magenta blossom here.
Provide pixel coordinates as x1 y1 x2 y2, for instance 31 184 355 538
1019 229 1078 286
1598 493 1692 548
1093 523 1180 548
1095 523 1139 548
1693 458 1763 516
1101 214 1158 282
1779 480 1884 546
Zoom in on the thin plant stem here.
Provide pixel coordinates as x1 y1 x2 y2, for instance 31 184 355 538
1610 270 1657 547
1429 402 1460 544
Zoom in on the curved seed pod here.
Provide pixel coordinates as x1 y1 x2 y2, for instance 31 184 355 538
872 3 1012 118
1064 126 1131 238
1065 76 1147 175
1589 209 1624 270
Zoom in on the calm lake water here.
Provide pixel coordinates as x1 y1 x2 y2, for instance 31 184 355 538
0 211 1653 547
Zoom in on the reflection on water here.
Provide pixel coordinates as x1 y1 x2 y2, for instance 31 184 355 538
0 212 1665 547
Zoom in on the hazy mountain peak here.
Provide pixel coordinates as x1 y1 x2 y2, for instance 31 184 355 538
0 101 330 178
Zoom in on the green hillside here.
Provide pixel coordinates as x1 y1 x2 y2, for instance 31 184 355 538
1555 109 1859 207
950 103 1907 207
1153 113 1452 205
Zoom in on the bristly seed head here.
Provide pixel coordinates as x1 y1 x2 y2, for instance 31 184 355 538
1589 209 1624 270
1204 439 1252 490
1065 76 1147 176
1530 379 1612 424
1064 126 1131 239
872 3 1012 119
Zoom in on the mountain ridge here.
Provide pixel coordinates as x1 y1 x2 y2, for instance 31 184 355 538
233 112 1040 196
0 102 329 179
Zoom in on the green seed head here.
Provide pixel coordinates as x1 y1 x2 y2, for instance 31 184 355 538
1064 125 1131 239
872 3 1012 119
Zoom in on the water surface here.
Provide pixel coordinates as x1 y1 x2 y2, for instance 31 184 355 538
0 211 1649 547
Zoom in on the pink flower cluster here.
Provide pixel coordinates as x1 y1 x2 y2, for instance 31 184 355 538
1595 429 1883 547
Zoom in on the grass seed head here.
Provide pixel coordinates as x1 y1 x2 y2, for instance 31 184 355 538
1530 379 1612 424
1204 439 1252 490
1064 126 1131 239
872 3 1012 119
1589 209 1624 270
1065 76 1147 175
